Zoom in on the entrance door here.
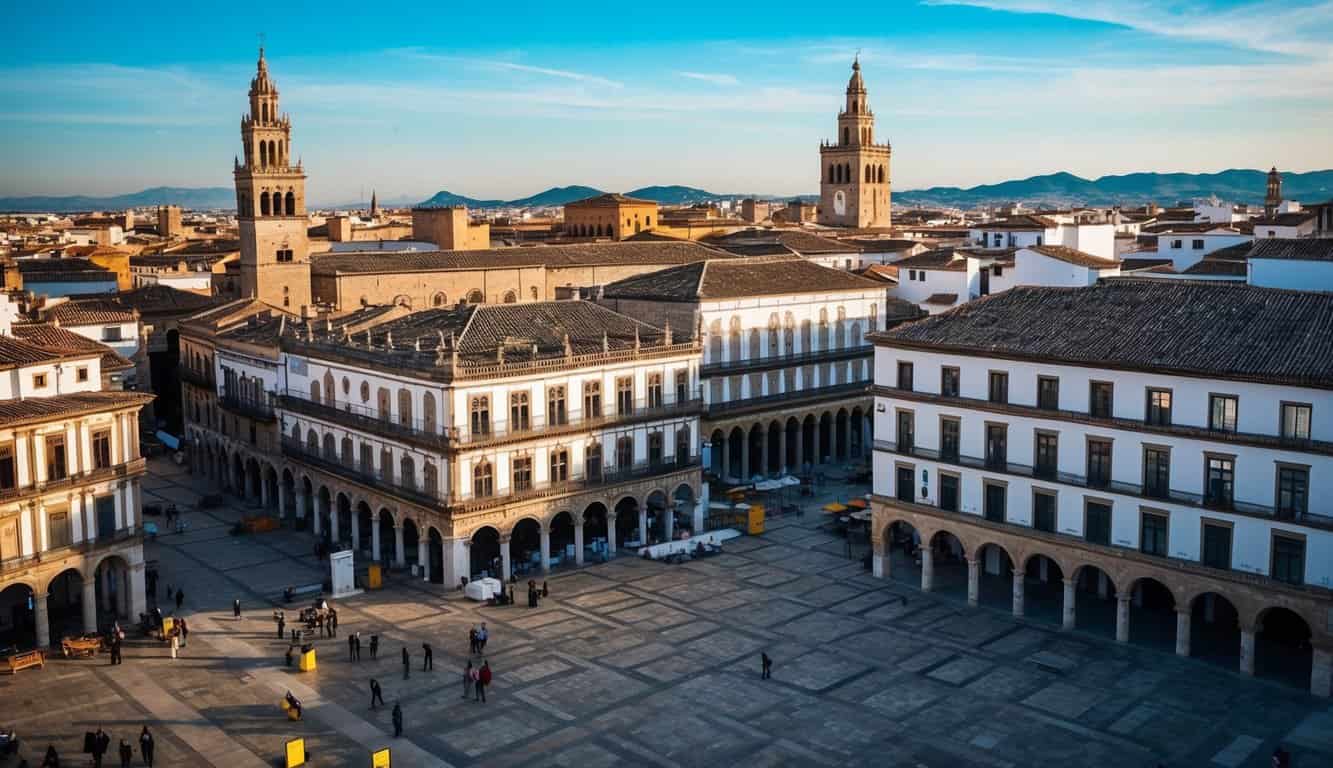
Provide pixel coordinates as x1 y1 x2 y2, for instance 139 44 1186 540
979 268 991 296
895 466 915 504
95 496 116 540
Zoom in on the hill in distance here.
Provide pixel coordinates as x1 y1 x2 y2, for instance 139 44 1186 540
0 186 236 213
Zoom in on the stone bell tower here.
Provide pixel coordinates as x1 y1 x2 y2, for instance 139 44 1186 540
817 57 892 229
235 47 311 310
1264 166 1282 219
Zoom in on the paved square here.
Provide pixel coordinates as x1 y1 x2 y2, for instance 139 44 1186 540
4 459 1330 768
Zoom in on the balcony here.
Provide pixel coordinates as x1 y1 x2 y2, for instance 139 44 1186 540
872 439 1333 529
280 437 443 507
455 397 703 449
279 393 451 451
450 456 701 514
0 458 147 505
702 345 874 378
220 394 276 422
0 527 142 577
180 366 215 389
706 381 869 418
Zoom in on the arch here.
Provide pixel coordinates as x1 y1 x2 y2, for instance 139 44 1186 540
865 164 872 183
469 525 502 578
878 165 886 183
317 486 333 540
397 388 413 427
260 141 268 166
340 436 353 467
260 191 271 216
335 492 352 547
1255 606 1313 689
671 483 695 539
726 426 745 480
427 526 444 584
828 164 836 183
322 370 335 406
644 489 668 542
432 291 447 307
502 290 517 304
709 428 726 476
510 517 542 575
548 511 576 567
613 496 639 550
43 566 87 641
748 328 762 360
0 582 38 649
842 126 849 145
727 316 742 361
392 295 412 308
1189 591 1241 669
473 459 493 498
465 289 484 304
402 518 420 569
356 501 374 557
1070 563 1119 637
707 319 723 363
399 455 416 489
583 501 610 559
306 428 319 454
376 508 395 562
284 191 295 216
271 191 282 217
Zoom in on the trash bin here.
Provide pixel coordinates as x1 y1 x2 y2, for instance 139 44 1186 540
367 564 382 590
747 504 765 535
299 648 317 672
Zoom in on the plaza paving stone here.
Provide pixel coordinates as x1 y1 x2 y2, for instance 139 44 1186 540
6 458 1332 768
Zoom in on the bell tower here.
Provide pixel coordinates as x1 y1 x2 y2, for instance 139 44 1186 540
235 47 311 310
818 57 892 228
1264 166 1282 219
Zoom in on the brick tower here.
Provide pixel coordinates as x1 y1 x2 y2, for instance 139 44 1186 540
817 58 892 229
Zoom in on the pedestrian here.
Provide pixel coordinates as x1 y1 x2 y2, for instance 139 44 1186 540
462 660 473 700
285 645 294 667
468 625 477 655
109 636 122 665
233 598 241 620
175 589 184 611
169 633 179 660
509 585 516 605
91 728 109 768
277 614 285 639
477 623 488 653
369 634 379 658
329 608 338 637
139 726 154 767
348 634 356 662
760 652 773 680
119 738 132 768
179 617 189 647
422 642 433 671
401 647 410 679
477 660 491 703
40 744 59 768
165 585 173 603
370 678 385 709
541 580 548 598
391 702 403 738
354 632 362 661
468 664 480 702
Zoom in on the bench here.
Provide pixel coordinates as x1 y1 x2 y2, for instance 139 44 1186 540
61 635 102 657
5 649 45 674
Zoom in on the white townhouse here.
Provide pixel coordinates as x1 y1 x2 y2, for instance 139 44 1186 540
870 278 1333 697
1146 222 1253 272
893 245 1118 314
1246 239 1333 292
969 214 1116 261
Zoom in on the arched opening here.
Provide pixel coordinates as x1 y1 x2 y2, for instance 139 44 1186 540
336 493 352 548
1072 564 1118 638
470 526 501 579
801 415 816 471
317 487 332 541
784 417 800 470
842 126 849 145
835 408 849 460
46 567 85 640
850 406 865 458
432 292 447 307
281 469 296 522
672 484 695 539
878 165 886 183
747 423 764 479
727 426 745 480
613 496 639 550
466 289 483 304
709 429 726 476
402 519 420 570
549 512 575 568
865 164 872 183
511 518 541 576
356 501 374 559
1256 606 1313 689
1189 592 1240 670
0 583 37 649
818 412 833 464
828 165 835 183
1021 554 1067 628
260 141 268 166
285 191 295 216
925 531 968 598
882 521 922 585
502 290 517 304
645 490 668 541
428 527 444 584
271 192 282 217
377 509 394 563
583 502 609 561
973 543 1016 610
246 457 263 501
1127 577 1177 651
766 421 782 475
231 453 245 498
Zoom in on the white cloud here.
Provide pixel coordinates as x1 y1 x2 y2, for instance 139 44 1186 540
392 49 624 88
677 71 740 86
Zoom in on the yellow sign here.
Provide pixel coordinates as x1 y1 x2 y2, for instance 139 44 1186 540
367 564 382 590
371 747 391 767
161 617 174 635
285 738 306 768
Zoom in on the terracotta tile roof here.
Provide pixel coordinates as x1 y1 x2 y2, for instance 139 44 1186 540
11 324 133 371
1120 258 1175 273
0 391 154 429
601 255 887 301
859 264 899 283
971 215 1059 231
1246 238 1333 262
565 193 657 208
47 299 137 326
892 248 968 272
923 293 958 305
1252 212 1316 227
0 334 98 369
1143 222 1245 234
310 241 726 276
1026 245 1120 268
878 280 1333 388
1182 259 1247 276
709 229 857 255
112 285 222 315
16 257 116 282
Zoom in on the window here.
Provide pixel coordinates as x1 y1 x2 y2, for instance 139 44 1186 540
1140 510 1168 556
1192 239 1205 249
984 482 1006 522
1086 438 1112 487
473 461 493 497
616 376 634 416
1089 381 1113 418
1033 491 1056 532
1271 534 1305 585
1146 388 1172 426
92 430 112 470
940 417 960 462
550 448 569 482
1204 455 1234 508
276 248 293 262
509 392 530 432
585 443 603 481
985 423 1007 469
1281 403 1311 440
648 431 664 465
1209 394 1238 432
1201 521 1232 569
360 444 373 473
939 473 959 512
1034 432 1058 479
469 396 490 436
1085 501 1112 545
1037 376 1059 410
547 386 567 426
1276 465 1309 519
993 265 1004 277
988 371 1008 404
675 371 689 403
615 435 633 468
76 367 89 383
45 435 67 481
32 373 47 389
102 326 122 342
895 465 914 503
896 411 915 454
1170 239 1182 249
941 367 960 397
584 381 602 418
512 455 533 492
1143 447 1170 499
0 444 13 489
676 426 691 464
897 362 914 391
647 373 663 409
47 510 71 549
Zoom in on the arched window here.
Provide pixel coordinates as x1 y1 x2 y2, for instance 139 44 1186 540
260 141 268 167
844 164 852 183
285 191 295 215
616 435 634 467
869 303 879 332
748 329 762 359
432 292 447 307
306 429 319 454
422 392 436 433
585 442 603 480
310 380 321 402
260 193 271 216
502 290 517 304
851 100 858 114
800 319 812 352
675 425 691 463
828 165 836 183
340 437 354 466
466 289 483 304
646 216 652 226
850 321 862 346
842 127 849 145
380 447 394 483
269 141 278 167
377 387 390 420
272 192 283 217
865 164 872 182
400 455 416 489
322 371 335 406
727 318 742 361
530 286 539 300
423 461 437 492
707 320 722 363
473 461 493 497
397 389 413 427
360 381 370 402
262 102 268 123
877 165 885 183
322 433 336 460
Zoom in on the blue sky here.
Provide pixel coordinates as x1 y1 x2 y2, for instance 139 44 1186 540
3 0 1331 203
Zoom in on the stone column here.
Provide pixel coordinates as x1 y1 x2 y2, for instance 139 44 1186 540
129 563 146 619
1115 595 1131 643
967 557 979 606
34 592 50 648
638 506 648 547
260 475 270 512
540 526 552 573
371 513 382 562
1239 630 1255 676
920 547 934 592
873 541 886 579
1311 647 1332 698
1062 579 1076 631
759 428 769 477
721 439 731 480
663 502 675 542
82 578 98 633
394 524 406 567
329 504 340 544
794 425 804 471
740 434 750 481
842 421 852 461
1011 569 1025 617
417 539 430 582
500 536 512 581
278 484 289 519
350 512 361 553
574 516 585 566
1175 609 1191 657
312 496 322 537
606 514 617 556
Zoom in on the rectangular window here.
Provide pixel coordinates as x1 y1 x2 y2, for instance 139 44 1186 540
47 511 71 549
1143 447 1170 499
1204 455 1235 508
584 381 602 418
1209 394 1238 433
1146 388 1172 426
550 449 569 482
984 482 1006 522
76 367 89 383
1086 438 1112 488
512 455 533 492
647 373 663 409
510 392 530 432
1037 376 1060 410
102 326 122 342
1192 239 1205 249
1140 510 1168 556
985 423 1007 469
897 362 914 391
0 444 14 490
895 466 914 504
469 396 490 436
547 386 567 426
1281 403 1312 440
940 417 960 462
1201 521 1232 570
45 435 67 481
941 366 960 398
1034 432 1058 479
988 371 1008 404
1276 466 1309 520
1033 491 1056 532
1271 534 1305 585
615 376 633 416
896 411 915 454
1085 501 1112 545
648 432 664 465
1170 239 1182 249
32 373 47 389
675 371 689 404
939 473 959 512
1090 381 1113 418
615 436 634 468
92 430 112 470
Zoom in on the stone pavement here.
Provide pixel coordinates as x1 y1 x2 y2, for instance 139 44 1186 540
3 459 1331 767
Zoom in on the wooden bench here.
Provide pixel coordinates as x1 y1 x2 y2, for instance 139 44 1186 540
61 635 102 658
5 649 46 674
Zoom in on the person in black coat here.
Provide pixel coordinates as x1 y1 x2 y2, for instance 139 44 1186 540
391 702 403 738
139 726 155 767
401 647 410 679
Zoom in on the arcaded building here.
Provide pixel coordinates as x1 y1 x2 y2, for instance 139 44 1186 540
564 193 659 240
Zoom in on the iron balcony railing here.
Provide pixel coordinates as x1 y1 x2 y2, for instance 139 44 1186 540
701 345 874 378
180 366 215 389
0 527 142 577
454 396 703 448
279 393 451 450
705 381 868 416
451 456 701 514
220 394 276 421
0 458 147 505
873 439 1333 527
280 437 444 507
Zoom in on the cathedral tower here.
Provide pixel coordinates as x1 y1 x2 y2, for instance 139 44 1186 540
234 47 311 309
818 58 892 229
1265 166 1282 219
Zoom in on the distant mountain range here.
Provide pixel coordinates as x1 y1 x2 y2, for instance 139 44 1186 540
5 169 1330 214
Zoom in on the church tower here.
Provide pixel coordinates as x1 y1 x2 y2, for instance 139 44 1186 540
1265 166 1282 219
818 58 892 229
234 47 311 310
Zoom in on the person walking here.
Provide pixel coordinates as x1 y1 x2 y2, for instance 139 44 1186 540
139 726 155 767
476 660 491 703
40 744 59 768
369 634 379 659
422 642 433 671
175 589 184 611
118 738 133 768
391 702 403 738
468 663 481 702
370 678 385 709
179 618 189 647
348 634 356 662
109 635 122 665
477 623 488 654
233 599 241 620
353 632 362 661
91 728 110 768
462 660 474 700
329 608 338 637
277 613 285 639
468 625 477 655
401 647 410 680
760 652 773 680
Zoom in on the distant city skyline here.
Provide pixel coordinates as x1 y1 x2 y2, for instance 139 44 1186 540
4 0 1332 202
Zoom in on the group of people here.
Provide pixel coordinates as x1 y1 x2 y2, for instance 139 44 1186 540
468 624 489 655
344 631 379 661
38 726 154 768
462 659 493 702
525 580 549 608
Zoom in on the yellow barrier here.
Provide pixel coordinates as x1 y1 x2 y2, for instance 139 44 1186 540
372 747 391 767
285 738 306 767
367 564 382 590
747 503 765 535
299 648 317 672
